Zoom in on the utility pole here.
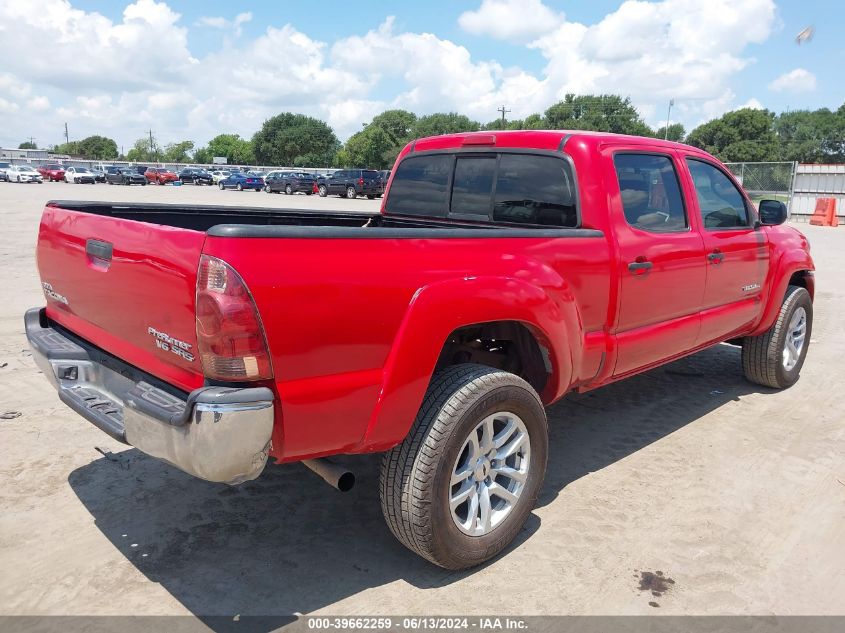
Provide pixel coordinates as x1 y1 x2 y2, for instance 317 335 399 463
664 99 674 140
497 105 511 125
149 129 155 160
64 122 69 145
28 136 35 147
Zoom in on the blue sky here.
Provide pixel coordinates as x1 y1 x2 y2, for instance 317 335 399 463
0 0 842 150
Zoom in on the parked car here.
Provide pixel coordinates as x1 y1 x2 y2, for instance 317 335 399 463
218 171 264 191
145 167 179 185
26 130 814 570
91 165 110 182
64 166 96 184
377 170 391 196
37 164 65 182
0 161 12 181
8 165 43 183
210 170 231 184
106 167 146 186
265 171 315 195
178 168 213 185
317 168 381 198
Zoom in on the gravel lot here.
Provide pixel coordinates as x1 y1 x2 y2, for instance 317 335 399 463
0 181 843 621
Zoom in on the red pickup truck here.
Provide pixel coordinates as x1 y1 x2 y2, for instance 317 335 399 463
27 130 814 569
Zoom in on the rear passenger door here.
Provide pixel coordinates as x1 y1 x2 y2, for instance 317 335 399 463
608 151 706 376
328 171 345 194
682 158 769 344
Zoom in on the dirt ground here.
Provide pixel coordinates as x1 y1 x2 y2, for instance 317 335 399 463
0 182 843 622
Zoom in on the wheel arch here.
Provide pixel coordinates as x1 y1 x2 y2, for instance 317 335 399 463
356 276 582 452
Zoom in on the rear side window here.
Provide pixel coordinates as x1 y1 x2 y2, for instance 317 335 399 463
686 159 749 228
614 154 687 232
385 154 452 217
493 154 577 227
362 170 379 180
451 156 496 216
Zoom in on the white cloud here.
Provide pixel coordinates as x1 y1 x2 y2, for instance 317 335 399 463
196 11 252 37
768 68 817 93
458 0 564 42
0 0 779 150
739 97 765 110
27 96 51 111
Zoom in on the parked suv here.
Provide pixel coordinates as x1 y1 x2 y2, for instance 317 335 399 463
318 169 380 199
179 168 213 185
145 167 179 185
106 166 146 186
265 171 315 195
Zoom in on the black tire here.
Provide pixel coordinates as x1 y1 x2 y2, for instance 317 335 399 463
318 184 327 197
380 364 548 569
346 186 357 199
742 285 812 389
236 183 243 191
285 184 293 195
219 182 225 190
367 194 375 199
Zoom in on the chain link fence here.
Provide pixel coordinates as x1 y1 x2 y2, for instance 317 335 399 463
724 161 796 199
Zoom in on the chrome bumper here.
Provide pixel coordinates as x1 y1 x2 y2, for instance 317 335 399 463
25 308 274 484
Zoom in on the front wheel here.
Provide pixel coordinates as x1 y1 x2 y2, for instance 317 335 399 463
742 285 813 389
346 186 356 199
236 183 243 191
285 184 293 195
318 184 327 197
380 364 547 570
218 182 225 190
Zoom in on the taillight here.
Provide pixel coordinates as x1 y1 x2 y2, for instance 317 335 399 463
195 255 273 381
358 177 364 186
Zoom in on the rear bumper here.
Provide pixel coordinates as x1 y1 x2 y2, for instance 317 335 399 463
25 308 274 484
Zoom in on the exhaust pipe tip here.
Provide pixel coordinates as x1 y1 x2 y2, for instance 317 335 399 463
302 458 355 492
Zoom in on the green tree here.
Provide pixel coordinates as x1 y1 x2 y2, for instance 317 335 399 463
344 125 394 168
18 141 37 149
774 108 845 163
53 141 80 155
252 113 339 166
544 94 653 136
162 140 195 163
411 113 480 138
125 136 158 162
686 108 777 162
193 146 212 164
654 123 686 142
72 135 118 159
369 109 417 144
203 134 255 165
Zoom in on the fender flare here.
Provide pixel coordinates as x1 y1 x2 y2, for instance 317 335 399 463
751 248 814 336
355 275 583 451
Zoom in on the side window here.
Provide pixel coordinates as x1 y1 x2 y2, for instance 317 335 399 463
614 154 687 232
385 154 452 217
686 159 749 228
450 156 495 216
492 154 577 227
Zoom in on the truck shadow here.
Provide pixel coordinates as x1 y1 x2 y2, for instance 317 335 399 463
68 343 769 631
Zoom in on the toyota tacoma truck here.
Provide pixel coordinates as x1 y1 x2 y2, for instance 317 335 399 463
26 130 814 569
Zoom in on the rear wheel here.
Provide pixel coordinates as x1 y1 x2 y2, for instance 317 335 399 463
285 184 293 195
318 184 327 197
346 186 356 199
236 183 243 191
742 285 813 389
380 364 547 569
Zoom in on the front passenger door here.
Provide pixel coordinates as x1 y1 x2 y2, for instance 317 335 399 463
683 158 769 344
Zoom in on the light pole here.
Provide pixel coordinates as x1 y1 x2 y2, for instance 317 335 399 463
664 99 674 140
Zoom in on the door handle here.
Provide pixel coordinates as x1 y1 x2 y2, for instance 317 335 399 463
628 260 653 273
86 239 113 261
708 251 725 264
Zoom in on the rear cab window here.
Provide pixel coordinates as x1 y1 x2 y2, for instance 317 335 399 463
613 153 688 232
385 151 578 228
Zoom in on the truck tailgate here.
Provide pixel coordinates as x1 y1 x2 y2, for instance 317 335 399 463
36 203 206 392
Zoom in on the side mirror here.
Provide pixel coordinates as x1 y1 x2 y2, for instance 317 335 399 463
758 199 788 226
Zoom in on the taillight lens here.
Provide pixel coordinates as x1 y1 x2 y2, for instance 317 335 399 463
195 255 272 381
358 177 364 185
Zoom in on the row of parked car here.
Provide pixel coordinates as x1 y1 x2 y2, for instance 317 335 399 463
0 161 392 199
